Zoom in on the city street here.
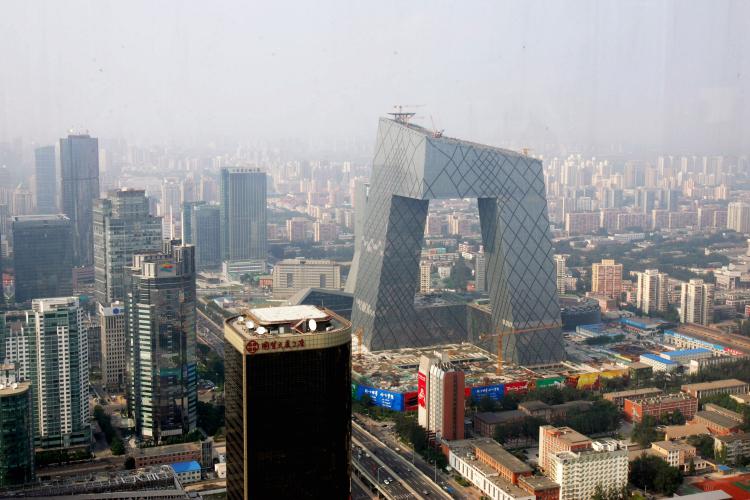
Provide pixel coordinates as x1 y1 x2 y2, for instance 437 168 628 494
353 422 451 499
197 308 225 358
354 415 483 500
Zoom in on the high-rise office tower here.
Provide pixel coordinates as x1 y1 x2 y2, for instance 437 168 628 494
680 279 714 326
191 204 221 270
417 353 465 441
350 118 563 364
635 269 669 315
591 259 623 299
554 255 568 295
60 133 100 267
180 201 204 245
160 178 181 237
93 189 163 305
0 363 34 488
12 215 73 303
224 305 351 499
0 298 90 452
219 167 267 262
345 180 369 293
126 240 197 443
99 302 126 392
182 201 221 269
34 145 56 214
728 202 750 234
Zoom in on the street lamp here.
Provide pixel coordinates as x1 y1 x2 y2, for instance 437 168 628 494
377 465 386 485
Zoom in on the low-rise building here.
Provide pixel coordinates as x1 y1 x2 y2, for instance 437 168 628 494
661 348 713 365
132 442 202 468
704 403 744 424
692 411 741 436
714 432 750 465
547 439 629 500
170 460 201 484
603 387 663 409
624 393 699 423
473 439 534 485
474 411 526 438
682 379 750 400
664 423 711 440
446 439 535 500
639 353 679 372
651 440 697 471
517 475 560 500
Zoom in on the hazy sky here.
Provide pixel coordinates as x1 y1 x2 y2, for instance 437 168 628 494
1 1 748 155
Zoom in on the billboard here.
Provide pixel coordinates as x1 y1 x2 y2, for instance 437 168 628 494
536 376 565 389
505 380 529 394
417 371 427 408
576 372 600 389
354 385 405 411
403 391 419 412
470 384 505 401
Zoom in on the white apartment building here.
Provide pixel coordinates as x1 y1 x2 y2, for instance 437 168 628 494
636 269 669 314
547 439 628 500
680 279 714 326
728 202 750 234
554 255 568 295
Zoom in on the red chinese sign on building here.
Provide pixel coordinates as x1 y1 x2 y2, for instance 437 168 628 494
246 337 306 355
417 371 427 408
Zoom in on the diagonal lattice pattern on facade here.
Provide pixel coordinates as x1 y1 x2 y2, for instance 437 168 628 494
350 118 564 365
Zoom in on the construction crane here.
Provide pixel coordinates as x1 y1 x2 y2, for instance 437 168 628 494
480 322 561 375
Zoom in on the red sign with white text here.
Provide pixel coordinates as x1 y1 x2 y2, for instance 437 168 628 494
417 371 427 408
246 337 305 355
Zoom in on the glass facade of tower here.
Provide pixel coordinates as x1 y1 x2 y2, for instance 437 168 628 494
33 145 56 214
94 189 163 305
192 204 221 269
219 167 267 262
60 134 100 268
12 215 73 303
350 118 564 365
224 308 351 500
126 241 197 444
0 381 34 487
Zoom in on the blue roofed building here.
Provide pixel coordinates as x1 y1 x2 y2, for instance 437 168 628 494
170 460 202 484
660 348 713 365
639 353 679 372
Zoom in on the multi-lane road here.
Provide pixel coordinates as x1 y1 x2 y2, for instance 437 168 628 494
353 422 450 499
197 308 225 358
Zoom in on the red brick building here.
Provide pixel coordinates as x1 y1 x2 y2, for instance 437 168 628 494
623 393 698 423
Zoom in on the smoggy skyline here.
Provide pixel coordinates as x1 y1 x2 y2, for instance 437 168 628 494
1 0 748 156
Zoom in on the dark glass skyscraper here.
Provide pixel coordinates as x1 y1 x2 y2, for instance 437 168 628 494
12 214 73 303
219 167 267 262
0 364 34 488
224 305 351 499
94 189 163 305
34 145 56 214
126 240 197 444
350 118 564 364
60 134 100 267
192 204 221 269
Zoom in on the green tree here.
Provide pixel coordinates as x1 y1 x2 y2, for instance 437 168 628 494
632 415 662 447
124 456 136 469
110 437 125 456
630 454 682 496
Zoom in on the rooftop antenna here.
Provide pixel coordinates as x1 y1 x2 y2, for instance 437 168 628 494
388 104 424 125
